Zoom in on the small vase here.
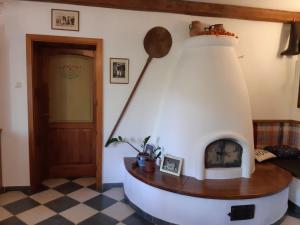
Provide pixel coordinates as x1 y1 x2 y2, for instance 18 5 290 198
143 159 155 173
189 21 205 37
156 158 161 166
136 153 148 167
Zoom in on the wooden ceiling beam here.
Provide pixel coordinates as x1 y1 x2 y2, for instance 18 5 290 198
25 0 300 23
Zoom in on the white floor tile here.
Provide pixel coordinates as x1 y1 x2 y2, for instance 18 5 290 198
67 188 99 202
31 189 63 204
102 187 124 201
73 177 96 187
42 178 69 188
101 202 135 221
59 203 98 224
17 205 56 224
282 216 300 225
0 191 27 206
0 207 12 221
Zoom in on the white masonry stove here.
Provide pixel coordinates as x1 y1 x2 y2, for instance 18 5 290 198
157 35 254 181
124 35 290 225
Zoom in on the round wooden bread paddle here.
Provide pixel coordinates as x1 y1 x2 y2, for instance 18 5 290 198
105 26 172 147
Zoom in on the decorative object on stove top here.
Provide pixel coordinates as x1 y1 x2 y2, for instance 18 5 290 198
106 136 161 169
281 21 300 56
160 154 183 176
189 20 237 38
189 21 206 36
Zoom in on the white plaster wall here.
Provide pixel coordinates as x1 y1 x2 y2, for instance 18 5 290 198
0 0 299 185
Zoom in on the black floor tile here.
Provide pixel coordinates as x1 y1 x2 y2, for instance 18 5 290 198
28 185 49 195
0 216 27 225
78 213 118 225
84 195 117 211
36 215 75 225
122 213 154 225
3 198 40 215
121 198 128 204
102 183 123 192
44 196 79 213
54 182 82 195
87 184 102 193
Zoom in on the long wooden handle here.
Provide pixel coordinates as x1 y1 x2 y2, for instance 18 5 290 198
105 57 153 147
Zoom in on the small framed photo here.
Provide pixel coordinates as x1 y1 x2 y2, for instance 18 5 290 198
160 154 183 176
145 144 155 155
110 58 129 84
51 9 79 31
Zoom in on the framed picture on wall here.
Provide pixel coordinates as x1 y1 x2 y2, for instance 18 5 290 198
160 154 183 176
51 9 80 31
110 58 129 84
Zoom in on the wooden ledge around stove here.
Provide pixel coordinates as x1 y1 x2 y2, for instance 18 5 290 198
124 157 292 200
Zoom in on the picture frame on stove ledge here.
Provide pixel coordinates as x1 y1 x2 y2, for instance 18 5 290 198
160 154 183 176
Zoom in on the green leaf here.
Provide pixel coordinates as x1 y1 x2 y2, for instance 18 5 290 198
143 136 151 146
155 151 162 159
154 146 161 152
118 136 123 141
106 137 119 147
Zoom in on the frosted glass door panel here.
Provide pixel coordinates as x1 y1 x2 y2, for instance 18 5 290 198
48 54 94 122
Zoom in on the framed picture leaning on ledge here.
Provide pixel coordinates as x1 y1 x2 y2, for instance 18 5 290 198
110 58 129 84
160 154 183 176
51 9 79 31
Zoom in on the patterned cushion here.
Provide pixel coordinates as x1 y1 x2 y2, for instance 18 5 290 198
264 145 300 159
255 149 277 162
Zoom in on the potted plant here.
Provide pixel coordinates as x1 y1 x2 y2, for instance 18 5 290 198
106 136 161 170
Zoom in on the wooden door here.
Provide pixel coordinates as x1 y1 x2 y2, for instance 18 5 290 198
27 45 49 191
27 35 103 191
41 48 96 178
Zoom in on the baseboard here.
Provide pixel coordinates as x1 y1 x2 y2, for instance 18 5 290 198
3 186 32 195
288 200 300 218
102 183 123 192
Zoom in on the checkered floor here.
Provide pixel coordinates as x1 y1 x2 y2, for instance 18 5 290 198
0 178 153 225
0 178 299 225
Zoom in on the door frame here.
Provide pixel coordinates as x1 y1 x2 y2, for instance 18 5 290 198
26 34 103 190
